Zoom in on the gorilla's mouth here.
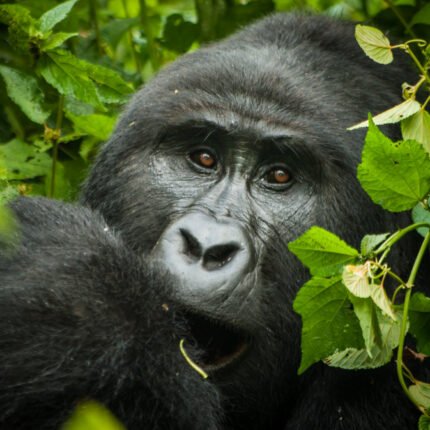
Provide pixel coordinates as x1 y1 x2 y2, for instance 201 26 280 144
185 312 249 371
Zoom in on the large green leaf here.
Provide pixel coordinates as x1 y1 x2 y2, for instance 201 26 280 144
411 4 430 27
293 276 363 374
357 119 430 212
39 51 104 110
38 0 78 34
419 415 430 430
0 139 51 180
0 65 50 124
288 226 358 277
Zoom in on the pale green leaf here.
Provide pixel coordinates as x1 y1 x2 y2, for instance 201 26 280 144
293 276 363 374
288 227 358 277
401 109 430 155
0 65 50 124
348 296 381 357
38 0 78 34
342 264 372 298
348 99 421 130
370 284 396 320
410 382 430 410
357 118 430 212
355 25 393 65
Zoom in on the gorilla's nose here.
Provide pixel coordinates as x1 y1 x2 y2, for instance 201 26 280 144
153 212 254 294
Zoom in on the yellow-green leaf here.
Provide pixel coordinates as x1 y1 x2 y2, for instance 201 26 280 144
401 109 430 155
355 25 393 65
349 99 421 130
342 264 372 298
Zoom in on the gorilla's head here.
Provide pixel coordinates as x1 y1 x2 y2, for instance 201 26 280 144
82 14 413 426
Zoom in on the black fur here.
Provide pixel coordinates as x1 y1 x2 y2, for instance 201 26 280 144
0 197 221 430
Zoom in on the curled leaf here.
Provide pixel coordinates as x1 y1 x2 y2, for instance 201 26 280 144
342 264 372 298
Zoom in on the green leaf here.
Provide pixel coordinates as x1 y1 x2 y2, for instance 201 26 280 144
293 276 363 374
412 204 430 237
162 14 199 53
38 51 104 110
409 293 430 355
82 59 134 104
101 18 139 48
355 24 393 65
39 50 133 108
411 4 430 27
410 382 430 410
357 118 430 212
349 99 421 130
288 227 358 276
66 113 116 141
370 284 396 320
348 295 381 357
401 109 430 155
42 32 78 51
38 0 78 34
0 65 50 124
419 415 430 430
342 264 372 298
61 400 125 430
324 310 402 369
0 139 51 180
360 233 390 255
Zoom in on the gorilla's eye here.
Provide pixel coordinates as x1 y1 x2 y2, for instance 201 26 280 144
265 167 291 186
189 150 217 170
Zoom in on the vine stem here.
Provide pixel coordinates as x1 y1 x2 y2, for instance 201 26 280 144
375 222 430 254
405 45 430 83
384 0 417 39
49 95 64 198
396 230 430 412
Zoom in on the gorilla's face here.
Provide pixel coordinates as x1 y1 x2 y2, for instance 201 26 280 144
82 15 410 424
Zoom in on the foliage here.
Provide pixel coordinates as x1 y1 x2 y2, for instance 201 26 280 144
291 23 430 428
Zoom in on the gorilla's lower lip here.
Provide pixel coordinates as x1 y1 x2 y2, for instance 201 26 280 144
184 312 249 371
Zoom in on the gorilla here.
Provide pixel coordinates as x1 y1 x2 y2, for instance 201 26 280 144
0 12 427 430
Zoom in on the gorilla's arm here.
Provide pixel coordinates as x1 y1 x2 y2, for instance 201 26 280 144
0 197 221 430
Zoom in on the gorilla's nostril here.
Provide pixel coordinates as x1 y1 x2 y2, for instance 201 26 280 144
180 228 202 260
203 243 239 271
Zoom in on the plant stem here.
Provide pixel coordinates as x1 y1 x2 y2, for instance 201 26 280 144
396 230 430 412
89 0 103 55
375 222 430 254
49 95 64 198
139 0 159 70
406 45 430 83
384 0 417 39
122 0 142 74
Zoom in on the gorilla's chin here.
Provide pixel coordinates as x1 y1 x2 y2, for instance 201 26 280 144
184 311 250 372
